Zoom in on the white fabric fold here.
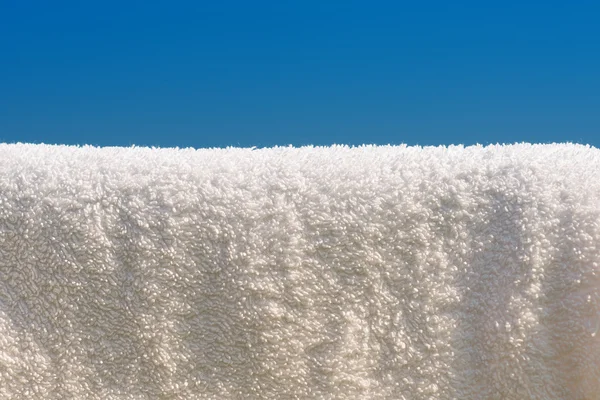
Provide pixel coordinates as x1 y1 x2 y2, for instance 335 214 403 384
0 143 598 399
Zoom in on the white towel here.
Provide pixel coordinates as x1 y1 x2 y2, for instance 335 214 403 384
0 143 599 399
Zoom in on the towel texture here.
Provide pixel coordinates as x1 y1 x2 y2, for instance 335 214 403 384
0 143 599 399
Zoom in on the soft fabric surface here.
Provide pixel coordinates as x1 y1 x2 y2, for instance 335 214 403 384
0 143 599 399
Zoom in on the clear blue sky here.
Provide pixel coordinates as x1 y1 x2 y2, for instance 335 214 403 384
1 1 599 148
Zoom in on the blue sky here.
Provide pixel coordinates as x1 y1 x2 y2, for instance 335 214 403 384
1 1 599 148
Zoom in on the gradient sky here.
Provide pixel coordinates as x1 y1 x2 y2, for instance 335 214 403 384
1 1 599 148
